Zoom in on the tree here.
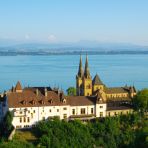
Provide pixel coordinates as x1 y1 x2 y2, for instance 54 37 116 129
66 87 76 96
133 89 148 113
3 111 13 137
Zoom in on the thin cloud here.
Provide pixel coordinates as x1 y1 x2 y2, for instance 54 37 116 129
48 34 56 42
25 34 30 40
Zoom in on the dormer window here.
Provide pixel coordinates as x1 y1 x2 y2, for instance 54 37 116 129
40 100 45 105
62 98 66 103
32 100 36 105
22 100 27 105
49 99 53 104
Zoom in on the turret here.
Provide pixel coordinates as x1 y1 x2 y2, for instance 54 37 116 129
130 86 136 98
15 81 23 93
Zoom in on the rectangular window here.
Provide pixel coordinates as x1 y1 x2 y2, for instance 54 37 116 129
31 113 33 118
72 109 75 115
63 114 67 119
33 110 35 113
20 117 22 123
108 112 110 117
114 112 117 116
24 117 26 122
20 111 22 114
100 106 103 108
81 108 85 114
91 108 93 114
28 110 30 113
27 117 30 122
57 109 59 112
100 112 103 117
63 107 67 110
49 109 52 112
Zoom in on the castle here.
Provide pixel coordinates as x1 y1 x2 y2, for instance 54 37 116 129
0 56 136 129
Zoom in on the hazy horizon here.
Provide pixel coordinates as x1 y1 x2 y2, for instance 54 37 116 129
0 0 148 46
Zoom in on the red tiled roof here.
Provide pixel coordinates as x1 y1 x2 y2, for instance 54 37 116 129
7 87 70 108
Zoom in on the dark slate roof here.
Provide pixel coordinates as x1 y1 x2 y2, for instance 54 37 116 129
93 74 103 85
105 87 128 94
107 101 133 111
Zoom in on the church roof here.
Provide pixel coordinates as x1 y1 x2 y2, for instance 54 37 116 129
93 74 103 85
105 87 128 94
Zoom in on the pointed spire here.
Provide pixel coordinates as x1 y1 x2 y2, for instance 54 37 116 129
15 81 23 92
84 55 91 78
77 55 83 77
15 81 22 90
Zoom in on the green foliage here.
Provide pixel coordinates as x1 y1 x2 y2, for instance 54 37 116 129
3 111 13 132
35 117 94 148
0 112 147 148
0 140 34 148
33 114 147 148
66 87 76 96
0 111 13 138
133 89 148 113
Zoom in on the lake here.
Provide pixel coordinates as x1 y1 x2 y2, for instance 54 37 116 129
0 54 148 93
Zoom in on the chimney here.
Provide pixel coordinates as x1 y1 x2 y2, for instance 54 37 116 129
44 87 47 97
36 89 39 96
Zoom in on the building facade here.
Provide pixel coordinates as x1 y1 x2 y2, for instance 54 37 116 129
0 56 136 129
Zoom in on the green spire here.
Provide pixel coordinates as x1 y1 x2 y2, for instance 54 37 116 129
84 55 91 78
77 55 83 77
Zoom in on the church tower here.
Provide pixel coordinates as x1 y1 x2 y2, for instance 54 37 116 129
92 73 104 93
76 55 84 95
83 55 92 96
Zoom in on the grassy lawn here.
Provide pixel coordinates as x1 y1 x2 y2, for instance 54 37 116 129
13 129 38 145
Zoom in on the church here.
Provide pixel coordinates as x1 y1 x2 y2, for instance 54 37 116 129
76 55 136 100
0 55 136 129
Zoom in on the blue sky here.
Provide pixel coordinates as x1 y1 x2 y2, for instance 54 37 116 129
0 0 148 45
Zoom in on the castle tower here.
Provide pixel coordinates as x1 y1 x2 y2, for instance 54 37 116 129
92 74 104 93
76 55 84 95
83 55 92 96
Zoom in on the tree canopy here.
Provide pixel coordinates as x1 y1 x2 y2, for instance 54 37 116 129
0 113 147 148
66 87 76 96
133 89 148 113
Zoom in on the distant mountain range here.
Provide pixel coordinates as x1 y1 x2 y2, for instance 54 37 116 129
0 40 148 55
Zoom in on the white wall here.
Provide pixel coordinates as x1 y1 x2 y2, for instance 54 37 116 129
9 103 107 129
96 103 106 117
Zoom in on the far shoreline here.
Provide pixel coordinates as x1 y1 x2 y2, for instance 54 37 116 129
0 51 148 56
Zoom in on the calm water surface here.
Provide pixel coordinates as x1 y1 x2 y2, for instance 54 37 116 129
0 54 148 92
